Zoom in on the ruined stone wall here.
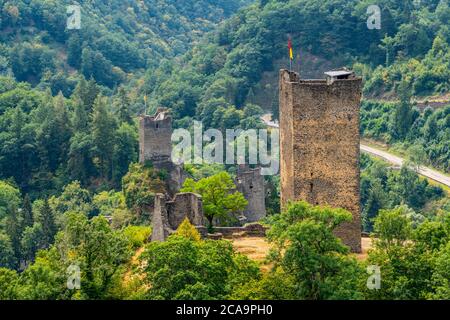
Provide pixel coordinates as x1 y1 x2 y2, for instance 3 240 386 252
236 166 266 222
151 194 170 242
166 193 205 228
139 109 172 163
279 69 362 253
207 223 268 238
151 192 205 241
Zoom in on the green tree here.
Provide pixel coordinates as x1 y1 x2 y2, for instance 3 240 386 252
67 34 82 69
21 194 34 229
391 81 413 140
379 35 396 67
17 212 132 300
72 77 99 113
18 247 69 300
180 171 248 229
0 233 15 269
72 100 89 132
362 178 387 232
430 242 450 299
114 87 133 124
0 180 21 221
406 144 427 172
20 223 45 264
90 95 117 180
391 166 433 210
67 132 93 184
36 199 56 249
122 163 167 220
372 206 412 249
112 123 138 186
140 234 259 300
49 181 93 216
0 268 19 299
5 205 22 268
267 201 365 300
56 213 131 299
365 207 450 300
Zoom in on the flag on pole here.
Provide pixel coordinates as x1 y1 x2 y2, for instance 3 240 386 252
288 38 293 71
288 38 293 60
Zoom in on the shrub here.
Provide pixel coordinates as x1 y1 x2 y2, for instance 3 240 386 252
122 225 152 249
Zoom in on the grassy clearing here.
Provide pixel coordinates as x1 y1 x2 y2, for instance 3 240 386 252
232 236 373 270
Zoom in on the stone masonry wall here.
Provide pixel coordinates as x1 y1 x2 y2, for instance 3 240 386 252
236 166 266 222
138 108 187 196
139 109 172 163
151 194 170 242
151 192 205 241
166 192 205 229
279 69 362 253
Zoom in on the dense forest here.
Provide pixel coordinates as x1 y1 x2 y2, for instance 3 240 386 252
144 0 450 116
1 197 449 300
0 0 248 91
0 0 449 300
142 0 449 171
361 100 449 172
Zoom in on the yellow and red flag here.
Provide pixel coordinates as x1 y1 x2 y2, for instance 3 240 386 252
288 38 293 60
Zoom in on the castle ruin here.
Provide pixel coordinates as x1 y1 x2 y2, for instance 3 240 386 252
140 109 268 241
139 108 172 163
279 69 362 253
151 193 205 241
139 109 206 241
236 165 266 223
139 109 187 195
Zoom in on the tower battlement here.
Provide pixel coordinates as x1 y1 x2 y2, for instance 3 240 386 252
279 69 362 252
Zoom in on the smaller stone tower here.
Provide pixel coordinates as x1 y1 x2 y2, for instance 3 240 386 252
139 108 172 163
236 165 266 223
139 108 187 195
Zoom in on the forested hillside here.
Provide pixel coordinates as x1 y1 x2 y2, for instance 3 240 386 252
143 0 449 170
145 0 450 119
140 0 449 232
0 0 248 91
0 0 249 197
0 0 449 301
0 0 447 214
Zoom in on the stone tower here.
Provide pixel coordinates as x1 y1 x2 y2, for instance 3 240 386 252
236 165 266 223
139 108 187 195
279 69 362 253
139 108 172 163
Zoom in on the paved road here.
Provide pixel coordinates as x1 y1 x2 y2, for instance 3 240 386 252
360 144 450 187
261 115 450 187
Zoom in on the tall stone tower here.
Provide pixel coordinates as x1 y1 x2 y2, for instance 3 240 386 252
279 69 362 253
236 165 266 223
139 108 172 163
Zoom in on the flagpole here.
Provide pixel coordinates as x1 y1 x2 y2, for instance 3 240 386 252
144 95 147 115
